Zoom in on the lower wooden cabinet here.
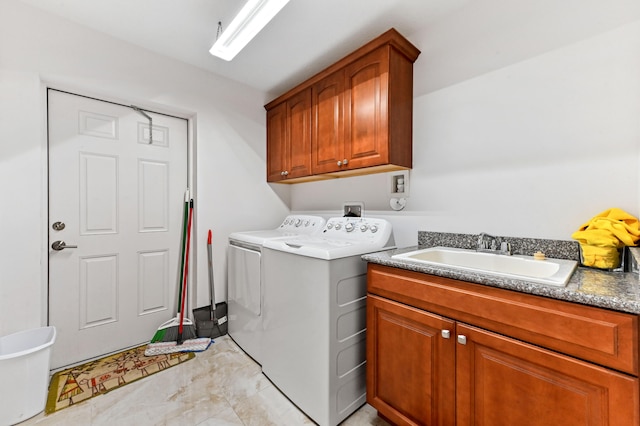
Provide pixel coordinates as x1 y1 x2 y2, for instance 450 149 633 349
367 295 455 426
366 265 640 426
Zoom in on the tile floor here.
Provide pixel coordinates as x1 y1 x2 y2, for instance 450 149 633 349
23 335 391 425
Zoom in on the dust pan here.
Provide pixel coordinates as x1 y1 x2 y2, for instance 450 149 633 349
193 302 228 339
192 229 228 339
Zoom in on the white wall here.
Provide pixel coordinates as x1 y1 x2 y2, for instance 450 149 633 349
3 1 640 338
0 1 289 336
292 17 640 246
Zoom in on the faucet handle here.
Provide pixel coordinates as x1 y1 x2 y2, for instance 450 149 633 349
500 241 512 255
477 233 489 249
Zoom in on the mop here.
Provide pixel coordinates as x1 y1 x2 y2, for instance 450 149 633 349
145 196 211 355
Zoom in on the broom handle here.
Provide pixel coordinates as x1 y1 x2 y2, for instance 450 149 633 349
178 199 194 343
207 229 216 321
177 189 189 310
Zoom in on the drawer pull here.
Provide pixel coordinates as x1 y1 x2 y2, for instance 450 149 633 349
457 335 467 345
441 330 451 339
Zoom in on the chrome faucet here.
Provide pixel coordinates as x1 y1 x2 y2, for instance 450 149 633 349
477 233 512 255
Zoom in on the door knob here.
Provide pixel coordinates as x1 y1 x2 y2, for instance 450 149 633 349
52 241 78 251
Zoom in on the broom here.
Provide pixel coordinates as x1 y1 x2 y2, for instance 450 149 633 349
145 193 210 356
148 189 194 343
145 196 210 355
175 197 196 344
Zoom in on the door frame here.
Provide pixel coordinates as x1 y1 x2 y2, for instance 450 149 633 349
43 85 197 344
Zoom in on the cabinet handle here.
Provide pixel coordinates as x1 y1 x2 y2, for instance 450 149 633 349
281 170 288 176
343 159 348 165
441 330 451 339
457 335 467 345
337 161 342 166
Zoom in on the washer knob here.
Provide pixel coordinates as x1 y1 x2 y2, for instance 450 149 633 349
304 220 310 226
370 225 378 233
295 219 302 227
360 224 368 232
345 222 355 232
327 223 333 229
335 223 342 230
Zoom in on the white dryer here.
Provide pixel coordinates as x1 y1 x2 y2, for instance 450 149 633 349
261 217 395 426
227 215 325 364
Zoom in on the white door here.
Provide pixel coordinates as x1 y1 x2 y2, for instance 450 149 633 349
48 89 188 369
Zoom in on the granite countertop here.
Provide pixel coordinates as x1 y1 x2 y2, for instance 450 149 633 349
362 240 640 315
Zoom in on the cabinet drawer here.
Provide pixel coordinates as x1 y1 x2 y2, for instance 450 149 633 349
368 264 639 375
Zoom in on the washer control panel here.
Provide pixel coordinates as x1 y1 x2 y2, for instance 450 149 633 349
322 217 392 244
278 215 326 234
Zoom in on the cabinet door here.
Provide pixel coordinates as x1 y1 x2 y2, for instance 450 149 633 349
286 88 312 179
344 46 389 169
367 295 456 426
456 323 640 426
311 70 344 174
266 102 287 182
266 91 312 182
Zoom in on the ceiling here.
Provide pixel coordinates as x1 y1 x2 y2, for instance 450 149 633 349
18 0 640 99
19 0 470 97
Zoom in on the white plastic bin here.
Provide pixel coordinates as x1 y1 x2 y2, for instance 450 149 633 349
0 326 56 425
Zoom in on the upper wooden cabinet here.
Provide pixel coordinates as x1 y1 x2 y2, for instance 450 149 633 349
266 88 312 182
265 28 420 183
311 69 345 175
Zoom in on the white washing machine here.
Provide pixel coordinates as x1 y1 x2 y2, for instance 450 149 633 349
227 215 325 364
261 217 395 426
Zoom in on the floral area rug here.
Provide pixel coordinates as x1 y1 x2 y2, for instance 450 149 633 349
45 344 194 414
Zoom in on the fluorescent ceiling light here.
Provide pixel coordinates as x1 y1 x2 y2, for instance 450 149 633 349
209 0 291 61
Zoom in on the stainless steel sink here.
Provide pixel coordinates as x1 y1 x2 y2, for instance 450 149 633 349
392 246 578 287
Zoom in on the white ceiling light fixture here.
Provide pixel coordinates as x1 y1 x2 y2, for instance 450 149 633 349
209 0 291 61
